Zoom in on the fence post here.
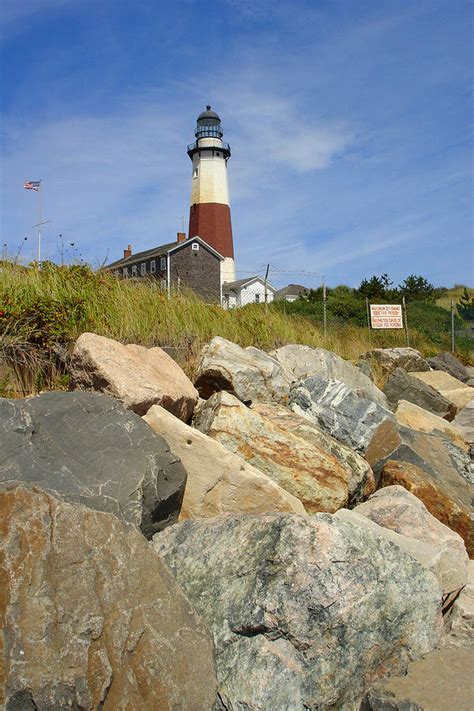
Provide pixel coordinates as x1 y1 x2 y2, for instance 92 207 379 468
451 299 455 353
365 297 371 340
402 296 410 347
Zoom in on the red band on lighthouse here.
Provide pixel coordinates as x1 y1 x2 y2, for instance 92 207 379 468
188 202 234 259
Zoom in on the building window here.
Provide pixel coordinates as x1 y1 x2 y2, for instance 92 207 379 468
114 270 119 277
160 279 167 291
255 293 260 303
160 256 166 271
123 267 128 277
150 259 156 273
141 263 146 276
131 265 138 276
192 243 199 251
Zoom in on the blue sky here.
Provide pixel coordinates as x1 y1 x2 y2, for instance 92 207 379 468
1 0 472 288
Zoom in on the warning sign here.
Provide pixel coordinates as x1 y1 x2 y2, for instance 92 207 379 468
370 304 403 329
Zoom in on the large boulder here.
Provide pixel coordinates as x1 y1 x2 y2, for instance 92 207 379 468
427 352 470 383
395 399 470 452
453 400 474 450
194 336 293 404
194 391 353 513
154 513 442 711
143 404 306 518
289 375 394 452
383 368 457 419
250 401 375 505
410 370 473 412
359 347 430 379
361 647 474 711
70 332 198 419
0 486 217 711
336 486 468 604
377 457 473 557
269 344 387 406
442 560 474 647
0 391 187 538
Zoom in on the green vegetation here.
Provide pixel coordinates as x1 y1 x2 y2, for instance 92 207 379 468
0 262 472 397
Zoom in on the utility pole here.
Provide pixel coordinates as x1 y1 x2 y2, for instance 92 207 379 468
264 264 270 307
451 299 455 354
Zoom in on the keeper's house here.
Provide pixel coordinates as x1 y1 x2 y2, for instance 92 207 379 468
104 233 224 303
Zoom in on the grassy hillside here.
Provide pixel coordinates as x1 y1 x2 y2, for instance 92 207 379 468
0 262 471 397
436 284 473 311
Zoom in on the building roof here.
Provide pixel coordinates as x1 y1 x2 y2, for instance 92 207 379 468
197 105 221 124
274 283 310 298
223 275 276 292
105 236 224 270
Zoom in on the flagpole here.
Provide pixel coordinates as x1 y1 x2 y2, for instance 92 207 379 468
38 180 42 267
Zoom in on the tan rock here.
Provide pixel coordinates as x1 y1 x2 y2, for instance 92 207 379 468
0 486 217 710
395 399 469 452
453 400 474 448
195 391 352 513
143 404 306 518
337 485 468 602
69 332 198 419
251 402 375 504
380 459 473 558
410 370 473 411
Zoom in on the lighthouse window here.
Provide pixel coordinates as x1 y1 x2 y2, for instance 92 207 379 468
216 152 220 157
160 257 166 271
193 167 199 178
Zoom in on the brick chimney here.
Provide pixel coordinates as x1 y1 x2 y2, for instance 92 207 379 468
177 232 186 243
123 244 132 259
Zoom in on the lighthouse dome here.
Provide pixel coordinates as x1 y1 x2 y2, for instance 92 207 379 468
197 105 221 125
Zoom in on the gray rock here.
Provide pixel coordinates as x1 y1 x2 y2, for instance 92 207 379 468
0 391 187 538
359 348 430 379
337 486 468 603
442 560 474 648
357 359 375 381
289 375 394 452
270 344 387 406
360 647 474 711
427 352 470 383
383 368 457 420
154 513 442 711
453 400 474 450
194 336 293 404
1 486 217 711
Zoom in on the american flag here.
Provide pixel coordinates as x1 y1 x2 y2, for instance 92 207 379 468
23 180 41 191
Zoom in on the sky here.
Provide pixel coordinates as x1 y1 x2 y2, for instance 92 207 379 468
0 0 472 289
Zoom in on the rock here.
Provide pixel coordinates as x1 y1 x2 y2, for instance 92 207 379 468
194 336 293 404
0 391 187 538
383 367 457 420
378 458 473 557
337 486 468 603
395 399 469 452
154 513 442 711
361 647 474 711
143 404 306 518
289 375 394 452
1 486 217 711
70 332 198 419
357 359 375 381
359 347 431 379
194 391 352 513
442 560 474 647
427 352 470 383
250 401 375 505
453 400 474 449
410 370 473 411
269 344 387 406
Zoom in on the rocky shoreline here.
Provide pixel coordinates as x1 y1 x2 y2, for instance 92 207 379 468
1 334 472 710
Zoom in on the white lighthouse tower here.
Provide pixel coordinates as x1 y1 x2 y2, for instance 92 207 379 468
187 106 236 283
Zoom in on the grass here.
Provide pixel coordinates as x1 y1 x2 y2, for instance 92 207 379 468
436 284 473 311
0 262 471 397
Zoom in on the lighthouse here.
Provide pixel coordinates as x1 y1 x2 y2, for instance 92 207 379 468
187 105 235 283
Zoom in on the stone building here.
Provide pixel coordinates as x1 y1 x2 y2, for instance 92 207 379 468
105 234 224 303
